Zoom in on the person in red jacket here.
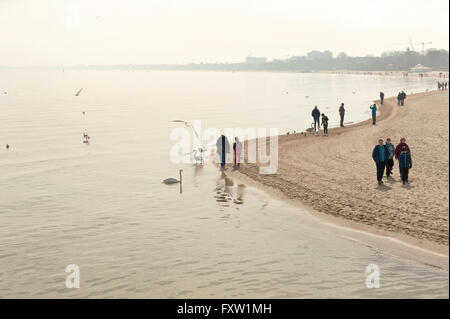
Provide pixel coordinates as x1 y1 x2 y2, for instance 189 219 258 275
394 137 411 174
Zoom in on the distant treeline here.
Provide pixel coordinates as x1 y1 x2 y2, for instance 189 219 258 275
74 49 449 72
2 49 448 72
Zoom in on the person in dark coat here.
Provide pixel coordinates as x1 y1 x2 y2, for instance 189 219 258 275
311 106 321 131
216 135 230 168
385 137 395 177
397 92 401 106
400 91 406 106
339 103 345 127
380 92 385 105
321 113 329 136
372 139 388 185
398 146 412 184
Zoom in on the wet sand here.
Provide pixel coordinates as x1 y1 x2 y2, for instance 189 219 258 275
233 90 449 255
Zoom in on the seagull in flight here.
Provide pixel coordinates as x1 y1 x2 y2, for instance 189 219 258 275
75 88 83 96
170 120 200 139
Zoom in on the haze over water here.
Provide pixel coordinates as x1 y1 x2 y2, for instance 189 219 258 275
0 70 447 298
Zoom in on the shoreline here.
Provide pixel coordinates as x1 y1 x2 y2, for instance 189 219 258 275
229 89 449 256
316 69 449 78
3 68 447 79
227 170 449 271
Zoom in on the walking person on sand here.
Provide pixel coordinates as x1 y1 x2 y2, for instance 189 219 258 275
380 92 385 105
398 146 412 185
339 103 345 127
321 113 329 136
216 134 230 169
400 91 407 106
385 137 395 177
370 103 377 125
397 92 401 106
394 137 411 175
372 139 388 185
312 106 321 131
233 137 242 168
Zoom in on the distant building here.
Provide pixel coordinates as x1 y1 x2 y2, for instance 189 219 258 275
245 56 267 64
306 50 333 60
410 64 431 73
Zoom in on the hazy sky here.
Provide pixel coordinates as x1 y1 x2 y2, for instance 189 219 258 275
1 0 448 66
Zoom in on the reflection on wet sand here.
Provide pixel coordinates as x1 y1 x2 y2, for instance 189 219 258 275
214 172 245 207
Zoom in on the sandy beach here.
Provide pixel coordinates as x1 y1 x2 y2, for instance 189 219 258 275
233 90 449 255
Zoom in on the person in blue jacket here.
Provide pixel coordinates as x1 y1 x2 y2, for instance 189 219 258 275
372 138 388 185
398 146 412 184
370 104 377 125
385 137 395 177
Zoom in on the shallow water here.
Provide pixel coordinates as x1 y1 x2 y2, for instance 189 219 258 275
0 70 447 298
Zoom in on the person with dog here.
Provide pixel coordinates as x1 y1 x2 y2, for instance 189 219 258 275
339 103 345 127
398 146 412 184
385 137 395 177
321 113 329 136
372 138 388 185
312 106 321 131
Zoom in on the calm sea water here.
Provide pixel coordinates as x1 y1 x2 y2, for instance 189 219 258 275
0 70 447 298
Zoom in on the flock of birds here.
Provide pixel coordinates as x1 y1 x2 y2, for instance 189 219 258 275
4 87 88 151
76 88 91 144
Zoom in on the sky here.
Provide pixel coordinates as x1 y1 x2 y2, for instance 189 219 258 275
0 0 448 66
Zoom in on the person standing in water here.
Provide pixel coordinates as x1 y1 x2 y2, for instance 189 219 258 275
233 137 242 168
321 113 329 136
311 106 321 131
385 137 395 177
339 103 345 127
216 134 230 168
380 92 385 105
370 104 377 125
372 139 388 185
398 146 412 184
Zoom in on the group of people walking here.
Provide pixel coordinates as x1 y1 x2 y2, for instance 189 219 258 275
437 82 448 90
397 91 407 106
311 103 346 137
372 137 412 185
312 90 407 134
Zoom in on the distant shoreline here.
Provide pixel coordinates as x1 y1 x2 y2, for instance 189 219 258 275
1 66 449 76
